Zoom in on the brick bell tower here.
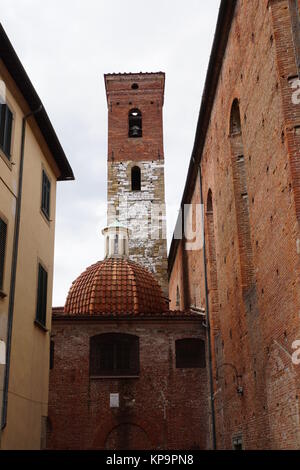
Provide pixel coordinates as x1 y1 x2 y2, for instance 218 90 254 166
104 72 168 296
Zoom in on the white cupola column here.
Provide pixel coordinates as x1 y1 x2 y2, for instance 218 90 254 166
102 220 130 258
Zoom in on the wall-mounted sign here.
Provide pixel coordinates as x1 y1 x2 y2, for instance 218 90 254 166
110 393 119 408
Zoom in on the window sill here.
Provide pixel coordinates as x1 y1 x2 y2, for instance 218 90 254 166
0 290 7 299
90 375 139 380
34 319 48 332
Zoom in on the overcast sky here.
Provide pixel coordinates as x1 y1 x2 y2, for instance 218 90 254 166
0 0 220 305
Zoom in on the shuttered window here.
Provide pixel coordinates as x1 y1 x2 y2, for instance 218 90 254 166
41 171 51 219
36 264 48 327
0 104 13 158
0 218 7 291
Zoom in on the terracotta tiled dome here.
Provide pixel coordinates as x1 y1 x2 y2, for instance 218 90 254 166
64 257 168 315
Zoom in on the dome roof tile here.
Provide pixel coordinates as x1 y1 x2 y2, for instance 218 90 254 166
64 257 167 316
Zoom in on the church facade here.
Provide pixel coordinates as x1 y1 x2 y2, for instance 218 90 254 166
47 73 208 450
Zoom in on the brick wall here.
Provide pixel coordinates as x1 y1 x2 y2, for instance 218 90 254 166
169 0 300 449
47 317 208 450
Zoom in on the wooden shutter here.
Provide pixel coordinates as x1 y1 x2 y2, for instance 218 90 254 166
36 264 48 326
0 104 13 158
3 107 12 157
0 218 7 290
0 104 6 149
42 171 51 218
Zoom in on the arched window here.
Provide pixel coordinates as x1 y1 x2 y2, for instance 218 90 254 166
230 98 241 135
175 338 206 368
206 188 220 332
131 166 141 191
128 108 142 138
229 99 254 293
90 333 139 376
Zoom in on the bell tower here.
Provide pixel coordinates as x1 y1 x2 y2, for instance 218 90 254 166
104 72 168 296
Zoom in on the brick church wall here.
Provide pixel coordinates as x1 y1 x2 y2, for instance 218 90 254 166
169 0 300 449
47 317 208 450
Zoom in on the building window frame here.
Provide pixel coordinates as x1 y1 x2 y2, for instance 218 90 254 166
90 333 140 378
175 338 206 369
41 169 51 221
0 102 13 160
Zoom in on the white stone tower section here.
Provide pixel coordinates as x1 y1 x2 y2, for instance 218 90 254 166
104 72 168 296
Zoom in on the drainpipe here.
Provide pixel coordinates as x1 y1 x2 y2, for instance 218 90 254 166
1 105 43 430
193 157 217 450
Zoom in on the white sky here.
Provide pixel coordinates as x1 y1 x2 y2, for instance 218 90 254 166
0 0 220 305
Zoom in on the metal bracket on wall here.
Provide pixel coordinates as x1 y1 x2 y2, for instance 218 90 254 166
216 362 244 396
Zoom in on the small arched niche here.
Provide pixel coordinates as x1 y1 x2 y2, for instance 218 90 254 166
230 98 242 135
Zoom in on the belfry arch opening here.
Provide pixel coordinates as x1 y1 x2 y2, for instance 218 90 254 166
128 108 142 138
131 166 141 191
206 189 220 332
229 99 254 293
230 98 242 135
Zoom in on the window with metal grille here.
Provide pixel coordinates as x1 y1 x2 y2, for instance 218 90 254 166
0 218 7 291
131 166 141 191
36 264 48 327
0 103 13 158
128 108 142 138
41 170 51 219
90 333 139 376
175 338 206 369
